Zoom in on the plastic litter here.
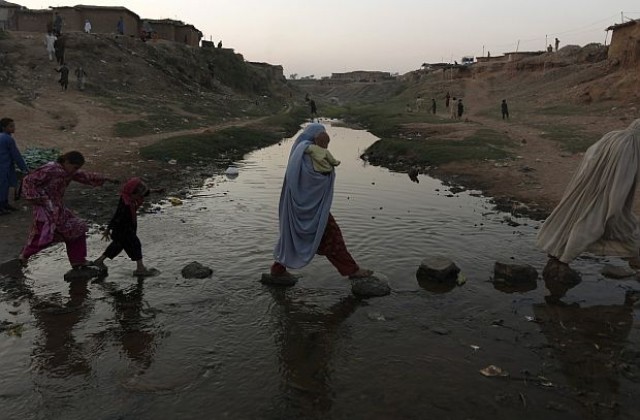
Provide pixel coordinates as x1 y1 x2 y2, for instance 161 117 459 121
480 365 509 377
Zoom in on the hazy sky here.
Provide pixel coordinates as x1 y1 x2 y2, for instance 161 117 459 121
16 1 640 77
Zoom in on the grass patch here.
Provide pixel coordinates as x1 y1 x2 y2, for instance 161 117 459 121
114 113 211 137
365 128 514 167
140 126 283 164
536 124 600 153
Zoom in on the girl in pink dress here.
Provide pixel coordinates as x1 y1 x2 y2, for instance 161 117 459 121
19 151 117 268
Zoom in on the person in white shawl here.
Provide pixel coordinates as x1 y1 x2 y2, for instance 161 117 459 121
271 123 373 279
537 119 640 268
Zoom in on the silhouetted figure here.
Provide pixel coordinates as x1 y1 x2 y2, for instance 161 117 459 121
217 40 222 48
116 16 124 35
445 91 450 108
547 44 553 53
75 66 87 91
53 34 65 65
457 99 464 119
53 12 62 36
431 98 436 114
84 19 92 34
501 99 509 120
56 64 69 91
309 99 317 119
555 37 560 52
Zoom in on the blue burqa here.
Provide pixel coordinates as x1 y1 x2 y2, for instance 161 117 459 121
0 132 28 206
273 123 335 268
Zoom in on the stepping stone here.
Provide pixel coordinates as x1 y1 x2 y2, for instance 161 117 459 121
416 256 460 282
493 262 538 283
64 265 107 282
181 261 213 279
351 273 391 297
601 264 636 279
260 273 298 286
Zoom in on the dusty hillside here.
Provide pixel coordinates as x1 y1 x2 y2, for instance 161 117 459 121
0 30 300 260
295 45 640 217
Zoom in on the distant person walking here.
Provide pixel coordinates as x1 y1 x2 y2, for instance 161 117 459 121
501 99 509 120
457 99 464 119
44 32 56 61
0 118 28 215
445 91 451 108
116 16 125 35
431 98 436 114
449 97 457 119
53 12 62 36
555 37 560 52
309 99 318 120
53 34 65 65
56 63 69 91
84 19 92 34
75 66 87 91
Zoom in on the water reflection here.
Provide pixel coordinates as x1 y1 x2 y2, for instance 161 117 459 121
98 279 158 372
533 299 633 410
31 280 94 377
268 288 363 416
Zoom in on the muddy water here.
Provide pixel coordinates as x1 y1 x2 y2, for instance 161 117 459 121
1 123 640 419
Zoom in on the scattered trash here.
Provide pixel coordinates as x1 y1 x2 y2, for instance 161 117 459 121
5 324 24 337
225 166 239 176
456 273 467 286
168 159 177 165
480 365 509 377
367 311 386 321
168 197 183 206
525 316 535 322
470 345 480 352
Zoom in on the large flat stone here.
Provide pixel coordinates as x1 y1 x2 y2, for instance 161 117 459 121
416 256 460 282
64 265 108 282
351 273 391 297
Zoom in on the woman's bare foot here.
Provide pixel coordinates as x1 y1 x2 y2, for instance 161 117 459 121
349 268 374 279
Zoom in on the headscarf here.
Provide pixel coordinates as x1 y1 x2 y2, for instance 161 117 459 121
273 123 335 268
121 177 145 220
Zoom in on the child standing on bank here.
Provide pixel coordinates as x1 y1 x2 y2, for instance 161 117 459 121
94 177 157 276
304 132 340 174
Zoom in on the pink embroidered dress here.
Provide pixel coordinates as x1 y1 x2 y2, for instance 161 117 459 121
21 162 106 264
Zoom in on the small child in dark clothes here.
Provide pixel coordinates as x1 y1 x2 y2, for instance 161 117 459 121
94 177 157 276
56 64 69 91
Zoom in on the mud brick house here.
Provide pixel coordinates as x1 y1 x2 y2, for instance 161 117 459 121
607 19 640 66
144 18 202 46
0 0 20 30
53 5 139 36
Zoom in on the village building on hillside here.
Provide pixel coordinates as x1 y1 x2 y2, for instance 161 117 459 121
0 0 20 30
607 19 640 66
331 71 393 82
2 3 202 47
145 18 202 46
503 51 545 62
53 5 139 36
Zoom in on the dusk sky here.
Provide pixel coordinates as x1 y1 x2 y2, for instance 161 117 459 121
17 1 640 77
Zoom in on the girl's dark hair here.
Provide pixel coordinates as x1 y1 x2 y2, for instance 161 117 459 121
57 151 85 165
0 118 14 130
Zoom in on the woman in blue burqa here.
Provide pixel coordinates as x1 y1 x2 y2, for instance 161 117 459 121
271 123 373 279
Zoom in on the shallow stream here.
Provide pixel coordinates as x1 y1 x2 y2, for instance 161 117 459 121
1 123 639 419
